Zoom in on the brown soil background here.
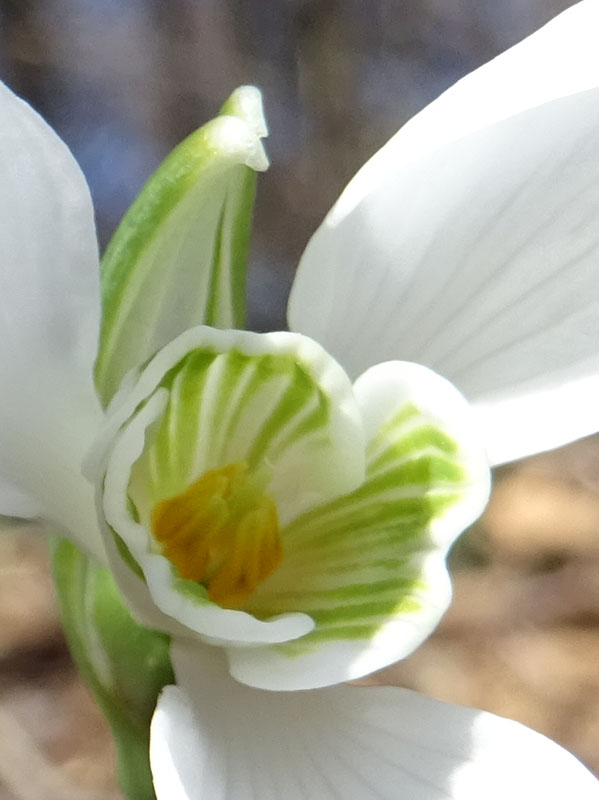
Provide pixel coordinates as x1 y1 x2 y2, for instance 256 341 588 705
1 435 598 799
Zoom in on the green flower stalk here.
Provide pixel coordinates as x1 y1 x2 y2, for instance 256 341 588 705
51 538 173 799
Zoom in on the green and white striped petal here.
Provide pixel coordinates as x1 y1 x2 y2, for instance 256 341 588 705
99 325 366 646
228 362 490 690
94 86 268 406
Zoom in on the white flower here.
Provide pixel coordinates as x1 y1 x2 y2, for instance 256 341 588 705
0 1 597 798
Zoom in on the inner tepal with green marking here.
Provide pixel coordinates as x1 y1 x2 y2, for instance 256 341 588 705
99 321 489 687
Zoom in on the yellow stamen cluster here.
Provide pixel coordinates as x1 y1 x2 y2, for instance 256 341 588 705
152 462 282 609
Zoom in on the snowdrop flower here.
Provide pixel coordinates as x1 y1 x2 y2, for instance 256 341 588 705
0 2 597 798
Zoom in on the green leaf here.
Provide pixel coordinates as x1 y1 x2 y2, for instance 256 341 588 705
51 537 174 800
94 86 268 407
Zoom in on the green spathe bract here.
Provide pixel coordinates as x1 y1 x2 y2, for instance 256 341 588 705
94 87 268 407
52 538 173 800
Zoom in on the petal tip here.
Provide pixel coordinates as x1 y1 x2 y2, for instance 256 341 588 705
224 84 269 139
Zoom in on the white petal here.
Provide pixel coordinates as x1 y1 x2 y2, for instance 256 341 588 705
472 372 599 467
0 80 105 559
150 641 599 800
229 362 489 690
0 480 39 518
289 2 599 465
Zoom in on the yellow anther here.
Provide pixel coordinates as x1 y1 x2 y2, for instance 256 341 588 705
152 463 282 608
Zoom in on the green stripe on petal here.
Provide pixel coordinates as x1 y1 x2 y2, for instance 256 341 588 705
94 86 268 406
229 362 490 690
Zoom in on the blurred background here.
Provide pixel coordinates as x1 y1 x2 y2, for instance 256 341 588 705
1 1 597 797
